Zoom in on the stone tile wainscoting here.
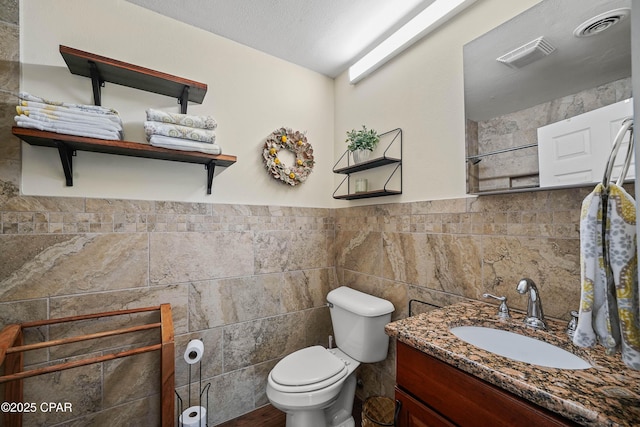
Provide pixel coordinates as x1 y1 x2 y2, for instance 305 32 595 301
0 184 610 425
0 198 336 426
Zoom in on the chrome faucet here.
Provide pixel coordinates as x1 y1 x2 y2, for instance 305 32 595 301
516 278 546 329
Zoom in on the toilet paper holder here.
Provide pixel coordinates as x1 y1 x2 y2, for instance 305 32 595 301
175 339 211 427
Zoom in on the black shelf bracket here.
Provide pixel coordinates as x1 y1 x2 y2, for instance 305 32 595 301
206 161 216 195
333 175 350 198
55 141 75 186
384 162 403 193
179 86 190 114
88 61 105 106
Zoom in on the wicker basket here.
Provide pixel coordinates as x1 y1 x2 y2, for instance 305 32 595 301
361 396 395 427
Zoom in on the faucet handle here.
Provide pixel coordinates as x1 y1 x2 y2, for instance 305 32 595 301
483 293 511 319
566 310 579 338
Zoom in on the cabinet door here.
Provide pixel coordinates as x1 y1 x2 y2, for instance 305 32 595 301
395 388 456 427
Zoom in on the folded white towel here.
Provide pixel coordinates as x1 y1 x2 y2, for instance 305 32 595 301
15 115 122 140
18 101 123 126
16 106 123 135
19 92 119 116
149 135 222 155
144 121 216 143
18 92 118 114
146 108 217 130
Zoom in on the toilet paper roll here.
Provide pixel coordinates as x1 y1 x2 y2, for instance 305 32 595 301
184 339 204 365
179 405 206 427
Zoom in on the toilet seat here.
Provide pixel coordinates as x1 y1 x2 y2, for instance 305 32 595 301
269 346 349 393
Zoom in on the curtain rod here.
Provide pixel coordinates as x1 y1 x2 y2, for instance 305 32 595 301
466 143 538 162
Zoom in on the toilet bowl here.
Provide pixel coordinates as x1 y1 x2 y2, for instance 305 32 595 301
266 346 359 427
266 286 395 427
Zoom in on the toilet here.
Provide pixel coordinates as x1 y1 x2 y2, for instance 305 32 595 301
266 286 395 427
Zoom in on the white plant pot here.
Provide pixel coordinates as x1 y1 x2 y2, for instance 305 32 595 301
352 149 372 164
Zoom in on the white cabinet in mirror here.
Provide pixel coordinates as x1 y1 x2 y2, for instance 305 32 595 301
538 98 634 188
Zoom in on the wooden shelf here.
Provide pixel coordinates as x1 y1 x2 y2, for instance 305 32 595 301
13 127 236 194
59 45 207 112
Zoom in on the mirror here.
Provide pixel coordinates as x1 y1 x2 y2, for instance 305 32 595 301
464 0 632 194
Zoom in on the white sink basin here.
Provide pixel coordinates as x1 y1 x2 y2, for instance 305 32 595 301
450 326 591 370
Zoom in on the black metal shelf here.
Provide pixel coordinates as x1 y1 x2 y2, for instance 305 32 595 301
333 189 402 200
332 128 402 200
333 156 401 174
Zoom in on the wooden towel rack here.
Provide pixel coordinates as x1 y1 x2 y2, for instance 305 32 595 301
0 304 175 426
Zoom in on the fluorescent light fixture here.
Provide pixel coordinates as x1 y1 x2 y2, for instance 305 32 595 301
348 0 477 84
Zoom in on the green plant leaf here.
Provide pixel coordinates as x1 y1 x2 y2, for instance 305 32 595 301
345 125 380 151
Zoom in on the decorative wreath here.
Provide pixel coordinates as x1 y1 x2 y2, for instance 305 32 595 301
263 127 315 186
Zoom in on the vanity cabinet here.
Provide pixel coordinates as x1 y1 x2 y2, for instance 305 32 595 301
395 342 578 427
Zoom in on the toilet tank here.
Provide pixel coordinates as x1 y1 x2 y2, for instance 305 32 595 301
327 287 395 363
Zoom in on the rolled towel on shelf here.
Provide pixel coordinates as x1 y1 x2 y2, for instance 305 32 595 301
144 121 216 143
149 134 222 155
146 108 217 130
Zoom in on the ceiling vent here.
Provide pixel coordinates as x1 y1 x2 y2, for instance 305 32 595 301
496 36 556 69
573 8 630 38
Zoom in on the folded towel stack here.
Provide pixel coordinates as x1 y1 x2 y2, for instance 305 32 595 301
143 109 221 155
14 92 123 140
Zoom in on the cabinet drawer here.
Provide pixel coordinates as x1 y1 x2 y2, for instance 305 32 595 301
396 387 456 427
396 342 577 427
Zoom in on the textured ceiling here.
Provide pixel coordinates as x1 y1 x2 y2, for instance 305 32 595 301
126 0 436 77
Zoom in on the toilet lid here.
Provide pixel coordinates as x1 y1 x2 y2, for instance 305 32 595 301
271 346 346 387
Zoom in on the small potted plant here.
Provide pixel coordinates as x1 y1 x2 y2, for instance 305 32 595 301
346 125 379 164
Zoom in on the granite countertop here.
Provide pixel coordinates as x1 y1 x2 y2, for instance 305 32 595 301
385 301 640 427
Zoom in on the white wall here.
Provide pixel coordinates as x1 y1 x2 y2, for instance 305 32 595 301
19 0 335 207
20 0 543 208
333 0 542 204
